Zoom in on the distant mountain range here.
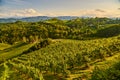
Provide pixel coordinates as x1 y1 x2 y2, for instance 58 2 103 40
0 16 80 23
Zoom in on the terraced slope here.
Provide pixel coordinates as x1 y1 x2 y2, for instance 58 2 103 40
0 43 11 50
0 36 120 80
0 42 36 62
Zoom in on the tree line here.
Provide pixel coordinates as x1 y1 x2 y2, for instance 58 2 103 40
0 17 120 44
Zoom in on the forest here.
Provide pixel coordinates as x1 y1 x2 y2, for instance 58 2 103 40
0 17 120 80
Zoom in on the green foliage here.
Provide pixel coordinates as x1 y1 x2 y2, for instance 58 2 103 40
23 38 52 52
95 24 120 38
0 62 12 80
0 17 119 44
0 36 118 79
0 43 11 50
0 18 120 80
91 61 120 80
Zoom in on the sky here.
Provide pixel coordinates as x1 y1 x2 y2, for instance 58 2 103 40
0 0 120 18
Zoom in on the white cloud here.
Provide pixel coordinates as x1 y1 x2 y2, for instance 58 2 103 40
0 8 43 18
0 9 120 18
0 13 9 18
11 8 43 17
67 9 120 18
42 9 120 18
11 0 24 2
25 9 37 14
95 9 105 13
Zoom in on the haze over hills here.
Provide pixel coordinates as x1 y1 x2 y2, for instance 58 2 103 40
0 16 120 23
0 16 80 23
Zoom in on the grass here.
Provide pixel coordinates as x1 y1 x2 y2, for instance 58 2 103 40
0 42 36 62
0 43 11 50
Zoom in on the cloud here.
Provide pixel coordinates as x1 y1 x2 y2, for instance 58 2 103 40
25 9 37 14
12 0 25 2
12 9 43 17
1 9 43 18
68 9 120 18
0 9 120 18
95 9 105 13
0 13 9 17
0 8 43 18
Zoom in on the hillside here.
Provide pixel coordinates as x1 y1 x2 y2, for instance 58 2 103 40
0 18 120 80
0 35 120 80
0 16 78 23
0 42 36 63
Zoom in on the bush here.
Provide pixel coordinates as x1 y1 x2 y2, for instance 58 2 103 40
91 61 120 80
95 25 120 38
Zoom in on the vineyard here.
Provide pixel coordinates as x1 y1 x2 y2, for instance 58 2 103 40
0 18 120 80
0 35 120 80
0 42 36 63
0 43 11 50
